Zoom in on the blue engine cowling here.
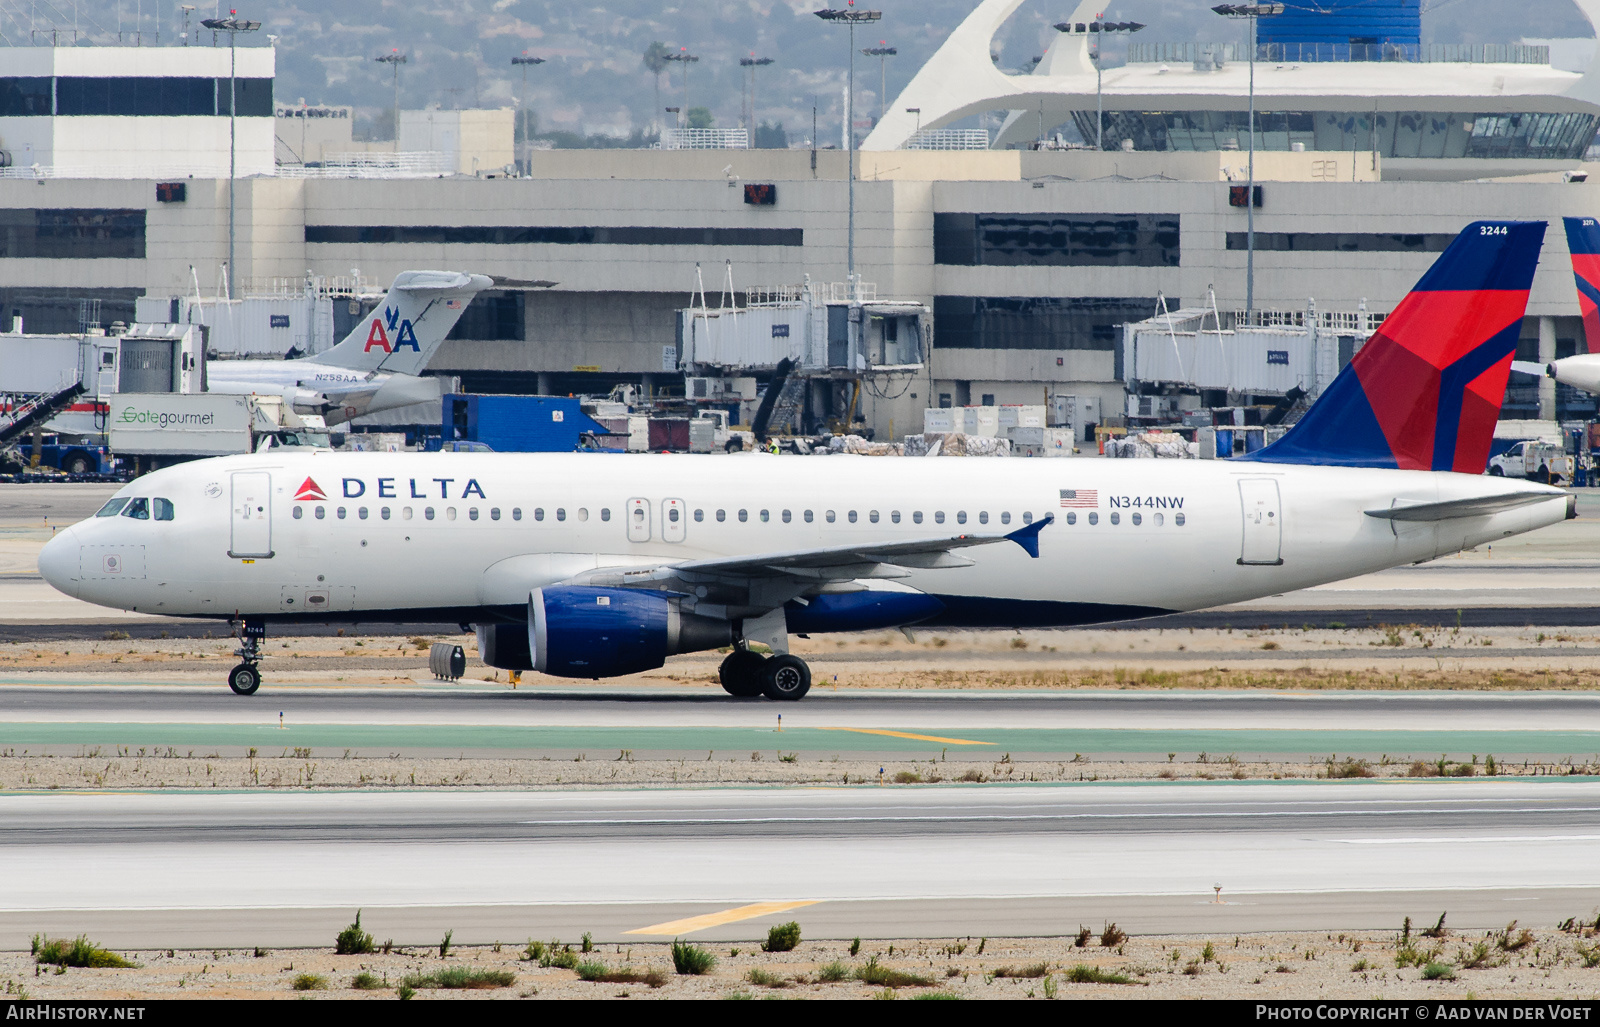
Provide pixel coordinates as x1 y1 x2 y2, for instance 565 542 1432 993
530 586 732 679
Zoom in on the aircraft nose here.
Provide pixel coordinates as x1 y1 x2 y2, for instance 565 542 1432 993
38 527 78 597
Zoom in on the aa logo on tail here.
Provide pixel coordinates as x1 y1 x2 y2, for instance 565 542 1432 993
363 305 421 353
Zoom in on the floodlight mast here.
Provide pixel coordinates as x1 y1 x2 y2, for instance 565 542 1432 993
512 54 545 155
200 12 260 300
740 56 774 144
1212 2 1284 317
861 45 896 124
1053 16 1144 151
375 51 407 157
815 5 881 294
663 50 699 128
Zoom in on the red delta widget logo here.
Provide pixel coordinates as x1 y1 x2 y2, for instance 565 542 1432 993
363 306 421 353
293 477 327 502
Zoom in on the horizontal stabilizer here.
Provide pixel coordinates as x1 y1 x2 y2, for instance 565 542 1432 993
1509 360 1547 377
1365 492 1562 522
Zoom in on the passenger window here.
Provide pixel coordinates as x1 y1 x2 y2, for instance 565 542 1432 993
782 510 792 523
469 508 478 521
935 511 945 524
759 510 769 522
1175 512 1186 527
670 508 681 523
1154 512 1164 526
358 507 368 520
424 507 435 520
534 508 543 521
556 508 566 521
804 510 813 523
513 508 523 521
912 511 923 524
337 507 347 520
956 511 966 524
315 506 326 520
891 511 901 523
978 511 988 524
694 509 704 522
869 510 879 523
446 507 457 521
825 510 836 523
291 505 303 520
1066 511 1077 525
738 509 748 522
96 498 129 517
577 508 589 522
403 507 414 520
489 508 498 520
1000 512 1011 525
1088 512 1099 525
1109 512 1119 525
1023 512 1034 524
717 510 726 522
600 508 610 522
153 498 174 521
1131 512 1142 526
381 507 391 520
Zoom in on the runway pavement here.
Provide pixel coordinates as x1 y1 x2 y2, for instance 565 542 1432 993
4 685 1599 759
2 781 1596 946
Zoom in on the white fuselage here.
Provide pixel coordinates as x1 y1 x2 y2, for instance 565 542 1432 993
203 360 442 426
38 451 1569 626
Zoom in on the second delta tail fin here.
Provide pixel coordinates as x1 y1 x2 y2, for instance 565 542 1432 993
1246 220 1545 472
1564 215 1600 353
316 270 493 376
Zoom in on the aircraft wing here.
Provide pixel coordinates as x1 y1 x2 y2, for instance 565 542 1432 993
568 516 1053 617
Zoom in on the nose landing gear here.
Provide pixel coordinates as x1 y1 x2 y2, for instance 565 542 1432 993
228 617 265 695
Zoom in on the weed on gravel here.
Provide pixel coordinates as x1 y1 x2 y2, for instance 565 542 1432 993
31 935 136 969
402 967 515 990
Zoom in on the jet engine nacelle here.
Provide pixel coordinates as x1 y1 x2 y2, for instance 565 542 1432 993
528 586 733 679
477 622 533 671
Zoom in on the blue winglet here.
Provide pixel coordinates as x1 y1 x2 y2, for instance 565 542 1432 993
1004 514 1053 559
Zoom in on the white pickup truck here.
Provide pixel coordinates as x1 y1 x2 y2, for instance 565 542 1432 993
1488 439 1574 485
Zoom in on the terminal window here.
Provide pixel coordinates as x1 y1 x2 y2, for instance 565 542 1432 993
446 291 524 341
0 209 145 260
305 225 801 247
933 213 1179 267
933 296 1159 351
10 76 272 117
1225 232 1453 253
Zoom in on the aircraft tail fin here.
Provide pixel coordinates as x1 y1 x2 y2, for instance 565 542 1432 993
1245 220 1545 472
314 270 493 375
1564 216 1600 353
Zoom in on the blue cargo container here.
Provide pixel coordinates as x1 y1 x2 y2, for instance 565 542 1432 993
439 394 609 453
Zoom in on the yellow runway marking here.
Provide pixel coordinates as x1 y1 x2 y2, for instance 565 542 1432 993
625 901 818 936
816 727 994 746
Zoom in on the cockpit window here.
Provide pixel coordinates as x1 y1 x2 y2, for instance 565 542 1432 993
153 498 174 521
96 498 130 517
121 497 150 520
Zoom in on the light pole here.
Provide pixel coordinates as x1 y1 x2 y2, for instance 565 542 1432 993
815 4 881 291
375 51 407 153
663 50 698 128
512 54 544 154
1213 3 1283 317
739 55 773 145
180 5 195 44
201 11 260 300
860 44 895 125
1053 16 1144 150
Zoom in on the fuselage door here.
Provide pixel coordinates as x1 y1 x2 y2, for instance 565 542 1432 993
230 471 274 559
626 497 652 543
662 498 686 542
1237 477 1283 566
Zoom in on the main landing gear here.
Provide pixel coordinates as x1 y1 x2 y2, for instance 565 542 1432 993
719 647 812 701
228 617 265 696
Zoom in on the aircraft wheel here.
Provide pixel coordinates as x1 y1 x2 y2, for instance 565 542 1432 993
228 663 261 696
719 649 767 697
1489 466 1504 476
761 654 811 701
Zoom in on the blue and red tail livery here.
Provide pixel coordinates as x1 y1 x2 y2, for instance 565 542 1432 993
1564 216 1600 353
1247 220 1545 472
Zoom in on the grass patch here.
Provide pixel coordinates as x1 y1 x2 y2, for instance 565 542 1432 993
817 960 850 982
1064 964 1136 985
1324 757 1375 779
855 956 934 989
334 910 374 955
1459 941 1498 970
1496 921 1535 952
891 771 922 784
1421 962 1457 981
539 942 579 970
1100 922 1127 947
993 962 1050 978
746 967 792 988
401 967 516 990
31 935 136 969
573 961 665 987
912 991 962 1000
762 921 801 953
292 972 328 991
956 769 988 783
672 938 717 975
350 971 383 990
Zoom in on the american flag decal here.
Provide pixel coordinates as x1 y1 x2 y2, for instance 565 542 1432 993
446 298 463 309
1059 489 1098 508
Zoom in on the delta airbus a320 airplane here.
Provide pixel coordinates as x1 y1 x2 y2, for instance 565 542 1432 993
37 221 1573 701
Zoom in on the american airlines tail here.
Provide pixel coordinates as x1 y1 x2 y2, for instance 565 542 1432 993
1247 220 1545 472
315 270 494 376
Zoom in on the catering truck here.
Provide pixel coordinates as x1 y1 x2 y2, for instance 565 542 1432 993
109 393 330 473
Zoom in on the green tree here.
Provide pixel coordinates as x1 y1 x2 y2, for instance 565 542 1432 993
754 120 788 148
687 106 714 129
643 41 671 131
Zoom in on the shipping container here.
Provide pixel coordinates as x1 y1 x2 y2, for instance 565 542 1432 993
441 394 608 453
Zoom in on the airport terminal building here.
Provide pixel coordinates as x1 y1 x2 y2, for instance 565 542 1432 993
5 0 1600 438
